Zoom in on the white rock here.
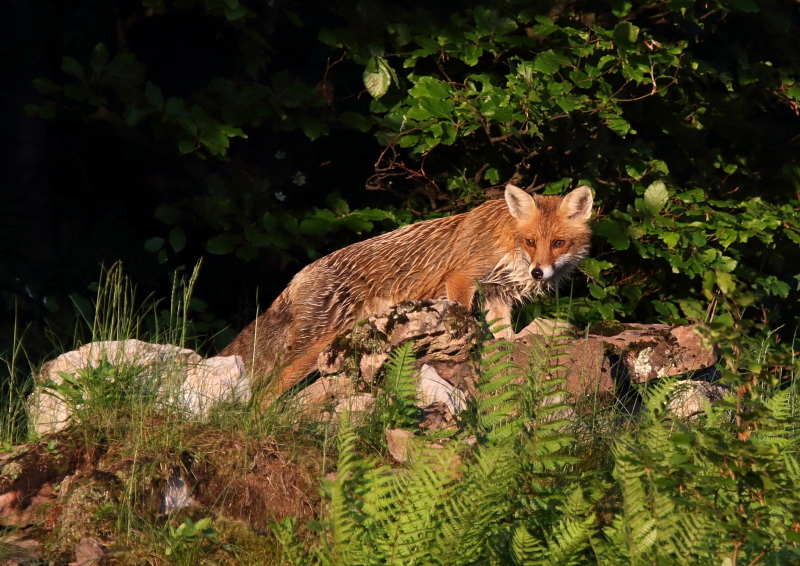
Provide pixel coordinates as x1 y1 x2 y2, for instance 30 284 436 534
181 355 248 416
29 340 250 434
666 380 727 419
416 364 466 414
158 474 196 515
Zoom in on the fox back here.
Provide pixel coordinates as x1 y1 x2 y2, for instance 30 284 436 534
221 184 593 400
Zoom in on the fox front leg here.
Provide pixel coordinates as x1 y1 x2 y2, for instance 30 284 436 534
445 274 513 340
485 296 514 340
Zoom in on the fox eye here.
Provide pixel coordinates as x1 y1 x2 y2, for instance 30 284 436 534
525 238 535 248
551 239 565 248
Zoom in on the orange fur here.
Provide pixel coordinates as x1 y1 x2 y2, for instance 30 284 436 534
221 184 593 400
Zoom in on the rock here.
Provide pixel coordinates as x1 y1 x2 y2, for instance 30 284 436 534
335 395 376 417
29 340 250 433
0 539 43 566
513 335 613 397
589 323 717 383
359 353 389 383
318 300 477 379
49 472 121 561
515 318 578 339
300 300 476 414
416 364 466 414
0 443 71 527
294 376 356 408
69 537 105 566
385 429 413 462
182 355 249 416
418 401 458 432
666 380 728 419
158 472 196 515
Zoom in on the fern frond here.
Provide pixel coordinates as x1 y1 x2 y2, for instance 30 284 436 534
639 375 680 417
612 437 658 558
326 409 375 565
382 340 420 429
511 524 547 566
364 442 460 565
544 516 592 566
434 442 520 565
270 517 313 566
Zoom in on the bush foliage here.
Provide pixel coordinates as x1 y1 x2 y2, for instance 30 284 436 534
11 1 800 365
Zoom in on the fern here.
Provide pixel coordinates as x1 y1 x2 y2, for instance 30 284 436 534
434 441 521 565
380 340 421 430
269 517 310 566
510 524 546 566
367 444 459 564
471 335 525 443
324 409 377 565
637 375 680 420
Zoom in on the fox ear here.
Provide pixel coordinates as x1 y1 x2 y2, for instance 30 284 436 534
560 185 593 220
504 184 537 219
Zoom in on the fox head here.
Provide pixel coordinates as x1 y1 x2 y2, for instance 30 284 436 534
504 183 593 287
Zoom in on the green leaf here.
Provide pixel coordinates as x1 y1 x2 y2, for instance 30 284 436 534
588 283 607 299
168 227 186 253
144 237 164 252
534 51 560 75
145 81 164 111
363 57 392 98
644 181 669 215
284 9 303 26
661 232 680 248
339 111 372 132
225 3 248 21
727 0 758 11
342 215 373 233
604 112 631 137
300 217 332 236
206 235 240 254
613 22 640 46
625 159 648 180
63 84 86 101
283 216 300 236
124 105 154 126
32 78 61 94
164 97 185 116
24 104 57 119
104 53 145 87
408 76 451 99
351 207 392 221
419 97 453 119
714 269 735 294
299 116 327 141
595 219 630 250
318 28 339 46
90 43 109 76
611 0 632 17
580 257 613 278
154 205 184 224
61 57 84 81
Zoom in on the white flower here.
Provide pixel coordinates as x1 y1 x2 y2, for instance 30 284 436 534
274 191 286 201
274 151 287 160
292 171 306 186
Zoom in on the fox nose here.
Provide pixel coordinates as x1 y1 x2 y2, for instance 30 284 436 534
531 267 544 280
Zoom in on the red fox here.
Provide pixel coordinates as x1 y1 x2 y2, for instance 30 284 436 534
221 183 593 400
